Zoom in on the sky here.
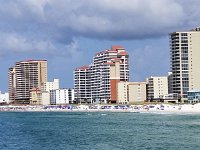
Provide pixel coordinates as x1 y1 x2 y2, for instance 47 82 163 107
0 0 200 92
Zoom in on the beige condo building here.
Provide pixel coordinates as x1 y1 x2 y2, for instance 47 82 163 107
117 82 147 104
128 82 147 104
170 27 200 100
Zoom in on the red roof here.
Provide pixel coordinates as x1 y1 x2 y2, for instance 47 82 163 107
75 65 90 71
95 50 109 56
118 51 128 55
107 50 118 53
111 45 124 51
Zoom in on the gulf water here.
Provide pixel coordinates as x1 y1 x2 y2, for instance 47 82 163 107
0 112 200 150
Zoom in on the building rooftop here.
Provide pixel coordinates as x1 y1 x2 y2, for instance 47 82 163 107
111 45 124 51
17 59 47 63
118 51 128 55
75 65 90 71
95 45 126 56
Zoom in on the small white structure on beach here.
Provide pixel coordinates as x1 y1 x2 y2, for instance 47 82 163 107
0 91 9 104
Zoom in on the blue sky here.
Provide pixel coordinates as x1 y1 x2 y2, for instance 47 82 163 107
0 0 200 92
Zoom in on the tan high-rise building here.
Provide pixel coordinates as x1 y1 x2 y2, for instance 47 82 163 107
8 60 47 104
170 27 200 100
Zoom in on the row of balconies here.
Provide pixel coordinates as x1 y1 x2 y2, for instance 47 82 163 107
171 56 181 60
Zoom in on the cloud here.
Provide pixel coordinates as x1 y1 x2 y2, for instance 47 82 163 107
1 0 200 91
43 0 199 39
0 0 200 54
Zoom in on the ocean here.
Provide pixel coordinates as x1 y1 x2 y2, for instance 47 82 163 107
0 111 200 150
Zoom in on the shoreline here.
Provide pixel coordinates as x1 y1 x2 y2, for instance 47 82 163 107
1 103 200 114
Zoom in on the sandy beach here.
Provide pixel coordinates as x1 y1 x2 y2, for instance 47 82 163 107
1 103 200 114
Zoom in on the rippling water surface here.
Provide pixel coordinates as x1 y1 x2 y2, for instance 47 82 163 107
0 112 200 150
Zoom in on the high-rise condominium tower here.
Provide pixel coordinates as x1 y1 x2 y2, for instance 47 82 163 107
74 66 91 103
74 46 129 103
8 60 47 104
170 27 200 100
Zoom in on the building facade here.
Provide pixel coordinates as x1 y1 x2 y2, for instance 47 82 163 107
117 82 147 104
170 27 200 100
74 46 129 104
146 76 168 100
117 82 129 104
187 90 200 103
30 88 50 105
128 82 147 104
42 79 59 92
8 60 47 104
50 89 75 105
30 79 59 105
74 66 91 103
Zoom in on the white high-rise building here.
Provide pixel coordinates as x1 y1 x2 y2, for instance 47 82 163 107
74 66 91 103
74 46 129 104
170 27 200 100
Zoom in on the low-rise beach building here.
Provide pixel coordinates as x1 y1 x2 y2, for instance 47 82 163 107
159 93 179 103
30 79 60 105
117 82 146 104
187 90 200 103
30 88 50 105
128 82 147 104
50 89 74 105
